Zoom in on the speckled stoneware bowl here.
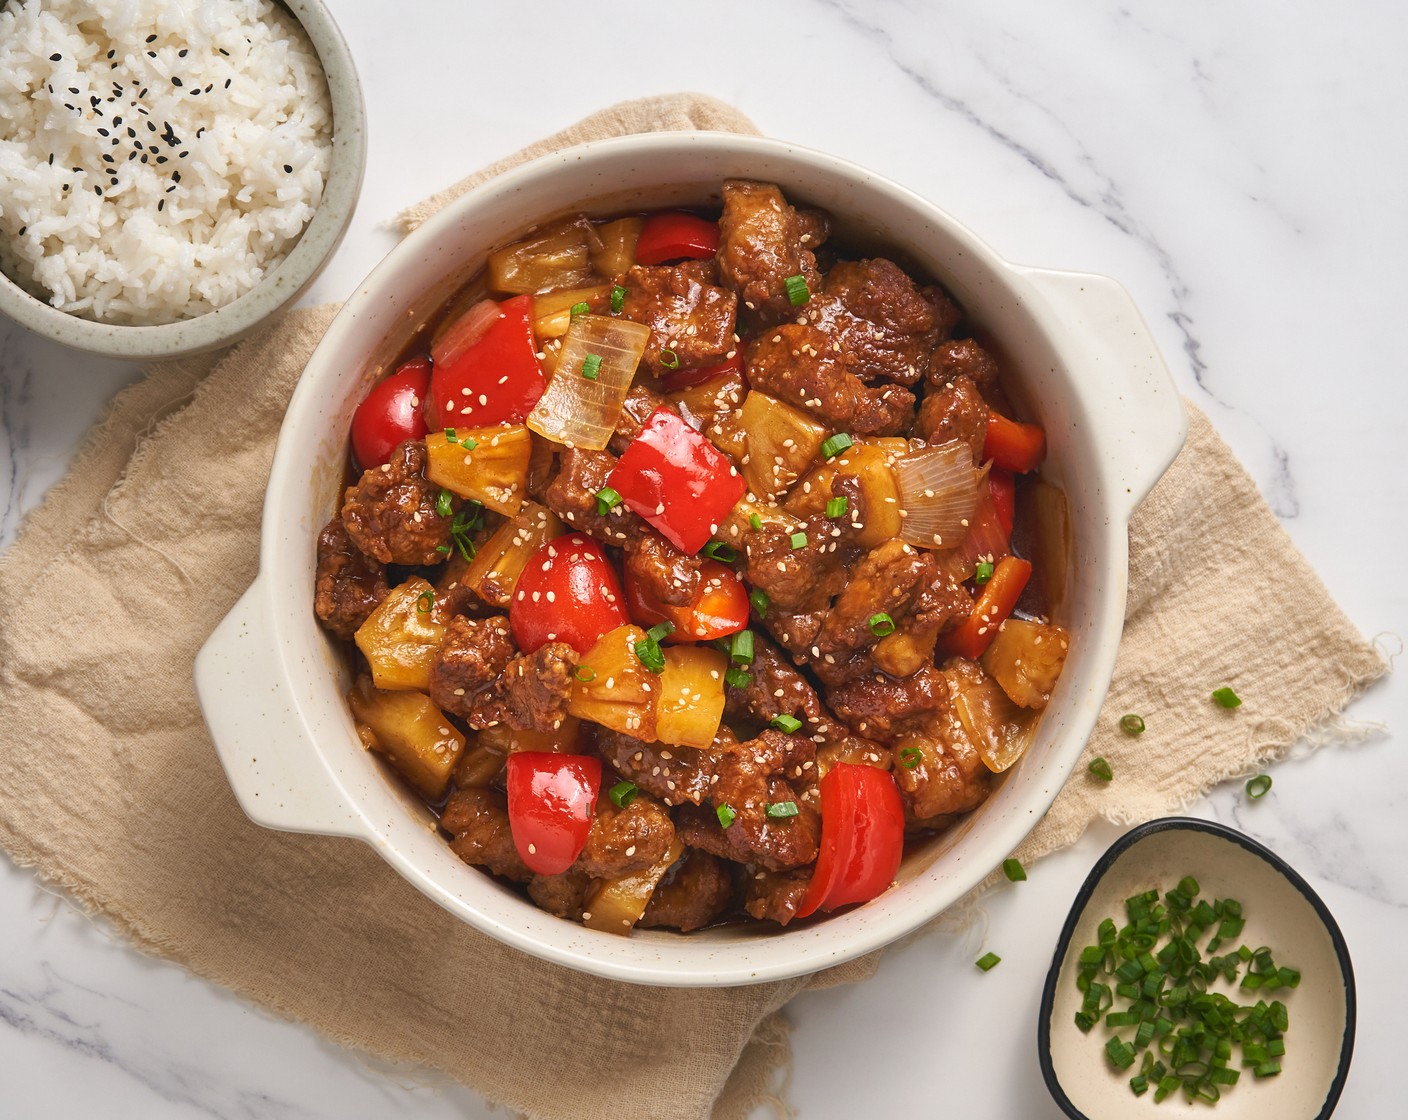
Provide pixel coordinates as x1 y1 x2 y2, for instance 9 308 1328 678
1040 818 1355 1119
0 0 365 361
195 133 1188 986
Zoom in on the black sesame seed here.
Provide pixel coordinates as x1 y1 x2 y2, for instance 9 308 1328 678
47 84 53 94
109 177 118 186
18 226 26 236
69 86 80 94
106 49 115 59
145 34 157 43
127 151 136 161
171 76 182 87
147 120 156 132
49 52 61 61
157 199 164 212
102 154 114 163
178 150 188 158
156 156 167 164
178 48 188 58
165 185 176 193
89 95 99 106
97 127 110 136
190 88 200 96
172 170 181 183
147 51 156 59
218 47 229 56
283 164 292 173
72 166 82 173
139 87 148 98
113 115 122 124
47 152 54 165
127 127 136 138
203 84 211 93
62 184 70 192
223 78 231 88
94 186 102 195
140 154 148 164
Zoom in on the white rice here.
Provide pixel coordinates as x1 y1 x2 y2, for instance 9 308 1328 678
0 0 332 325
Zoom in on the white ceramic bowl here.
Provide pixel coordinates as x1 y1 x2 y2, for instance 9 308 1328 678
194 133 1187 987
0 0 366 361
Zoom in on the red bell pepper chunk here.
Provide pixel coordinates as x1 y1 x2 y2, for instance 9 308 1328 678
983 410 1046 474
939 555 1033 661
510 533 628 654
989 469 1016 537
634 211 720 266
350 357 430 470
427 294 546 428
797 763 905 918
623 558 749 641
506 752 602 876
658 352 746 394
607 407 747 555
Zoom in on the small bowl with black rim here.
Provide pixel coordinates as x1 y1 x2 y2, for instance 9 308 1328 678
1038 817 1355 1119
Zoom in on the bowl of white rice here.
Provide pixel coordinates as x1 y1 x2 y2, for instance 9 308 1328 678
0 0 365 359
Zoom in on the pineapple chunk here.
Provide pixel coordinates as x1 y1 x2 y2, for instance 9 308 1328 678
354 577 446 692
981 618 1070 710
945 659 1035 773
656 646 728 749
531 284 612 338
583 837 684 935
425 425 532 516
784 438 906 547
347 674 465 800
668 366 747 430
451 736 507 789
589 216 643 276
488 218 599 294
567 624 658 739
462 502 564 608
738 390 828 499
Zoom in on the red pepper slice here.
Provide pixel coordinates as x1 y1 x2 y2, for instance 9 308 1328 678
797 763 905 918
983 410 1046 474
658 352 745 394
939 555 1033 660
510 533 628 654
607 407 747 555
634 211 720 266
989 468 1016 537
350 357 431 470
427 294 546 428
506 752 602 876
623 558 749 641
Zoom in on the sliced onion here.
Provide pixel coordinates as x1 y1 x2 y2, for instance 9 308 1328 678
431 298 500 371
938 479 1011 583
894 440 984 550
526 314 651 450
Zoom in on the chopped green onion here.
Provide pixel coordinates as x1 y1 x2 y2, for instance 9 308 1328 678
784 273 810 306
609 780 637 808
416 590 434 615
659 348 680 369
574 666 596 683
702 541 738 562
1212 686 1242 709
595 486 622 515
899 746 922 769
825 496 849 519
580 353 603 381
748 513 763 530
610 284 626 314
973 559 995 584
1246 774 1272 799
1088 757 1114 781
444 427 457 441
975 952 1001 972
436 544 452 554
1120 713 1146 735
789 531 807 550
730 629 754 665
436 488 454 519
569 301 590 318
770 713 802 734
634 635 666 673
724 667 752 689
716 803 737 829
868 612 896 637
646 622 675 643
765 801 799 819
820 432 853 460
1002 858 1027 882
749 589 769 617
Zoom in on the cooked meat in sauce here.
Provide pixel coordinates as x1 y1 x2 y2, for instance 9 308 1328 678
316 182 1070 935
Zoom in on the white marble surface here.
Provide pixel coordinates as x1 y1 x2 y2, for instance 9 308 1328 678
2 1 1403 1116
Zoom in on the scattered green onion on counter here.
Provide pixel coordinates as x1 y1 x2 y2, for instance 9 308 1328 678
1089 757 1114 782
976 952 1002 972
1212 687 1243 709
1120 713 1146 735
1003 858 1027 882
1246 775 1273 799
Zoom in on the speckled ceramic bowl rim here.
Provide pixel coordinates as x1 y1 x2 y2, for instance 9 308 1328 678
1037 816 1357 1119
0 0 366 361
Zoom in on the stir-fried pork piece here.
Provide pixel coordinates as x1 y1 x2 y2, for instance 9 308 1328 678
429 615 577 731
743 868 811 926
595 728 717 807
639 849 734 931
340 439 451 565
914 373 988 464
576 791 676 880
314 517 388 638
543 447 646 546
441 788 531 882
717 179 825 321
620 260 738 373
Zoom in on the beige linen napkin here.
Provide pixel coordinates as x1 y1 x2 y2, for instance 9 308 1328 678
0 94 1386 1120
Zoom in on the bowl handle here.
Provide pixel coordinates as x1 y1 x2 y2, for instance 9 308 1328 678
194 579 362 837
1019 267 1188 520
